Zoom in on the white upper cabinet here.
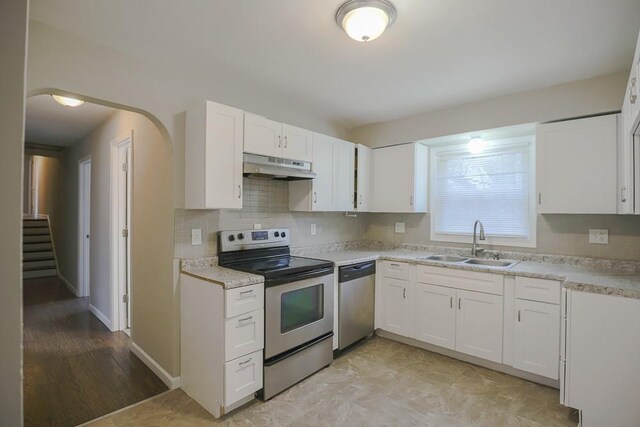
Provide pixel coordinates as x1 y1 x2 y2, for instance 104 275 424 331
618 109 634 214
244 113 312 162
536 114 618 214
289 133 354 212
185 100 244 209
356 144 372 211
371 143 428 213
282 124 313 162
243 113 282 158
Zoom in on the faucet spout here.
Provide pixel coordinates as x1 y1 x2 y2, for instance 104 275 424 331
472 220 485 257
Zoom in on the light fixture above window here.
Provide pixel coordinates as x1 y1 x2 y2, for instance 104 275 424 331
468 137 486 154
336 0 397 42
51 94 85 108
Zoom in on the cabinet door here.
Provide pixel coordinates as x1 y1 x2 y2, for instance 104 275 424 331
372 144 415 212
618 103 634 214
455 289 503 363
413 283 456 350
282 123 312 162
513 299 560 379
381 277 411 337
356 144 372 211
536 114 617 214
310 133 335 211
333 139 355 211
244 113 282 157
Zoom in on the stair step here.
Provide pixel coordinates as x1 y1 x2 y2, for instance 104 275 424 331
24 269 58 280
23 227 50 236
23 260 56 271
23 235 51 244
23 243 53 252
23 251 55 261
23 219 48 228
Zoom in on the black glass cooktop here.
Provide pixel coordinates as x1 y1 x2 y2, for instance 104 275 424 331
224 256 334 280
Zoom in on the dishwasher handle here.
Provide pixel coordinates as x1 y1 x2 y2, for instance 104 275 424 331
339 261 376 282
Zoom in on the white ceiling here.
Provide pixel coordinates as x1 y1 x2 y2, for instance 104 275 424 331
30 0 640 129
25 95 116 147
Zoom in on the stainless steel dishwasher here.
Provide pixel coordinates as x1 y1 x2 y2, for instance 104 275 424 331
338 261 376 350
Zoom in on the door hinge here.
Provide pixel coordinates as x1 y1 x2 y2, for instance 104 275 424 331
122 229 129 238
122 162 128 172
123 294 129 303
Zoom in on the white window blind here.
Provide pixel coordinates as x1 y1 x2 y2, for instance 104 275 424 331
433 142 532 239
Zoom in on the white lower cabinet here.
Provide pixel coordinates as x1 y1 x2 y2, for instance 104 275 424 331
455 289 503 363
381 276 411 336
181 275 265 418
224 350 263 406
513 299 559 379
413 283 456 350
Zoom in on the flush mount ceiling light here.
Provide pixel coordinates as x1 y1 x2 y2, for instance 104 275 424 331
468 137 487 154
51 94 85 108
336 0 397 42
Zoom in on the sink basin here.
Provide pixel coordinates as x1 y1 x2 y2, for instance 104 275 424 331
421 255 469 263
463 258 519 268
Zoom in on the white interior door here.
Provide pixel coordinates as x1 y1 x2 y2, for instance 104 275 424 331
78 158 91 297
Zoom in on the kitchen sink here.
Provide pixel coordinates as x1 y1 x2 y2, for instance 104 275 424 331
420 255 469 263
463 258 519 268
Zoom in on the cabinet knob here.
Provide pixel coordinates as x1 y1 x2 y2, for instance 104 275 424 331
238 185 242 199
313 192 317 203
284 136 288 148
621 186 627 203
278 135 282 148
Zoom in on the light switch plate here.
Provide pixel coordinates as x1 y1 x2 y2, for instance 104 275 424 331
589 229 608 244
311 224 317 236
191 229 202 246
395 222 406 234
253 224 262 230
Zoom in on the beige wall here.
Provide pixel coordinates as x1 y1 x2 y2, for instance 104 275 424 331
350 72 627 148
51 109 177 374
0 0 28 424
175 178 366 259
32 155 61 217
366 213 640 261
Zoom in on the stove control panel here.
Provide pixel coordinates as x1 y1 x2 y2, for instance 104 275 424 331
219 228 290 252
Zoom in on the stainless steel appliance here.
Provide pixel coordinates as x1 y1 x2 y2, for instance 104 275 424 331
218 228 334 400
243 153 316 180
338 261 376 350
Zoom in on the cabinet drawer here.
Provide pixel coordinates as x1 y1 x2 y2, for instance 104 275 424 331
224 350 263 406
381 261 410 280
416 265 503 295
225 309 264 362
515 277 560 305
225 284 264 318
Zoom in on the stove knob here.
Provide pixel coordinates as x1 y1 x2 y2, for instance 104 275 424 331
228 235 235 242
281 231 286 238
274 231 280 237
237 233 244 240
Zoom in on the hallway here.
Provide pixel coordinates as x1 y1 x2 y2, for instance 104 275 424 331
23 277 167 426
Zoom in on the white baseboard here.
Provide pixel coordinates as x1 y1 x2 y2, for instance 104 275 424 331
129 341 181 389
89 304 112 330
58 273 78 297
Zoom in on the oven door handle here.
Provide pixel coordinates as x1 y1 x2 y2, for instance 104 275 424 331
265 266 335 287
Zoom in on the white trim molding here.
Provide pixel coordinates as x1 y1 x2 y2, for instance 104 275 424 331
129 341 181 389
89 304 113 331
58 273 78 297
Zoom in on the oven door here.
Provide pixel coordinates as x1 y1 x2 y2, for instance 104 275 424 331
265 271 334 359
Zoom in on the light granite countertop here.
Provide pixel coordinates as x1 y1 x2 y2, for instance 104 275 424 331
181 257 263 289
297 248 640 300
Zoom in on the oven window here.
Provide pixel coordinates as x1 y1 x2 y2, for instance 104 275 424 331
280 284 324 334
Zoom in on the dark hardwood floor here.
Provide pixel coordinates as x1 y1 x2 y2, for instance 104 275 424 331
23 277 168 427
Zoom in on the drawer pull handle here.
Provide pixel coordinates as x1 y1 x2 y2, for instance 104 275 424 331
450 296 453 309
239 289 254 297
458 298 461 310
390 263 400 267
238 316 253 324
239 357 253 366
518 310 521 322
403 288 406 299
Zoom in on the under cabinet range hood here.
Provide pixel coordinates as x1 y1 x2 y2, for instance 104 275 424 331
243 153 316 180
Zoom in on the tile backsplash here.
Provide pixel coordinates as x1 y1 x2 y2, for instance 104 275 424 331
174 178 365 258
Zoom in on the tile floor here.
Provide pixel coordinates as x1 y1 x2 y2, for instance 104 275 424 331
87 336 576 426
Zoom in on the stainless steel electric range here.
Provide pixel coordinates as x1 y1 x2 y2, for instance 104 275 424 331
218 228 334 400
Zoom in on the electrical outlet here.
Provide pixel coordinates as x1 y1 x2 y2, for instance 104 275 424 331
311 224 317 236
253 224 262 230
191 229 202 245
395 222 406 234
589 229 608 244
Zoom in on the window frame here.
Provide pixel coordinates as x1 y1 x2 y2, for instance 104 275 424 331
429 135 537 248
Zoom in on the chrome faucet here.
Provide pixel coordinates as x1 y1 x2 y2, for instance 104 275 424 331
472 220 486 257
